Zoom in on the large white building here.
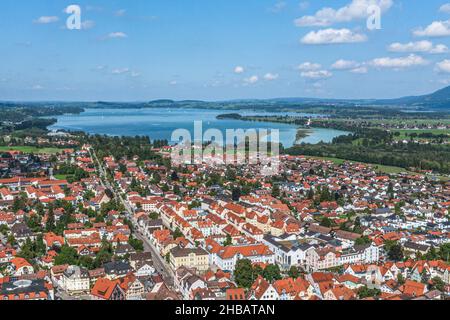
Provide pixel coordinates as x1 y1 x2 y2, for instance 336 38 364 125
262 234 314 270
305 243 380 272
340 243 380 265
211 244 275 272
61 265 90 295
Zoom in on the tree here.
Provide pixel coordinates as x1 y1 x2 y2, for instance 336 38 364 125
262 264 282 282
46 207 55 232
149 212 159 220
26 213 42 232
430 277 445 292
231 188 241 202
12 195 26 213
439 243 450 262
223 234 232 247
352 217 363 234
152 172 161 184
172 228 183 239
79 256 95 270
424 246 438 261
171 171 179 181
129 236 144 252
7 234 16 246
383 240 397 252
54 245 79 266
288 266 300 279
94 248 113 268
234 259 255 288
0 224 9 235
18 238 35 261
355 236 372 246
307 189 314 200
34 234 46 257
357 286 381 299
397 273 405 285
92 235 113 268
253 264 264 278
388 243 404 262
320 217 333 228
271 184 280 198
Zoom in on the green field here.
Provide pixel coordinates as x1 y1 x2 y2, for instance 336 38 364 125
304 156 411 174
361 118 450 125
0 146 63 154
392 129 450 140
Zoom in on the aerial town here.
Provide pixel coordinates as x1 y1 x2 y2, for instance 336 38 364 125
0 132 448 301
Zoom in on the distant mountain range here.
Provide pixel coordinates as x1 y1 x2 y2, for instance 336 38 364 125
133 85 450 110
1 86 450 111
258 86 450 110
370 85 450 109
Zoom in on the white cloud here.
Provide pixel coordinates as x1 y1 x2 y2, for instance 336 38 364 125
33 16 59 24
413 20 450 37
107 32 128 39
263 73 279 81
388 40 448 54
297 62 322 71
331 59 360 70
370 54 429 68
299 2 310 11
244 75 259 84
115 9 127 17
436 59 450 73
93 65 107 72
234 66 245 74
300 70 333 79
169 80 178 85
32 85 44 90
430 44 450 54
112 68 130 75
269 1 287 13
81 20 95 30
131 71 141 78
301 28 367 45
294 0 393 27
350 66 368 74
439 3 450 14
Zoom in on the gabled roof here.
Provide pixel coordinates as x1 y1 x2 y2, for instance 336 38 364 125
91 277 122 300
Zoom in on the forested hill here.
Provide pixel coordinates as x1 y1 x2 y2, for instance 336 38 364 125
1 85 450 111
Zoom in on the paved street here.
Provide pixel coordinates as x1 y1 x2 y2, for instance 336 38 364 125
89 147 175 288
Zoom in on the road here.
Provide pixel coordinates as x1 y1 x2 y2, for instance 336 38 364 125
134 231 175 287
88 147 175 288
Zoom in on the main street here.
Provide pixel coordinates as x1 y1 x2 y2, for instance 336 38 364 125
88 147 174 288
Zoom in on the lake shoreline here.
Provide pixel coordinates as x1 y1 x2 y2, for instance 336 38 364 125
47 108 350 147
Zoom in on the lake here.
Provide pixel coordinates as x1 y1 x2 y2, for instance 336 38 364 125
48 108 350 147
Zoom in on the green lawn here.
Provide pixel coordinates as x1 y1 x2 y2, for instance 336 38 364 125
54 174 70 180
0 146 63 154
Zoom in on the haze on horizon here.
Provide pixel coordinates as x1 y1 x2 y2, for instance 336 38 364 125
2 0 450 102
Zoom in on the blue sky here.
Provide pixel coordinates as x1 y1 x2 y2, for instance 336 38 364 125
1 0 450 101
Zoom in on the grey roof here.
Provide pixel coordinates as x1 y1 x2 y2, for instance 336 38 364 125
170 246 208 258
103 261 132 274
403 241 430 252
130 252 153 263
0 279 49 296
